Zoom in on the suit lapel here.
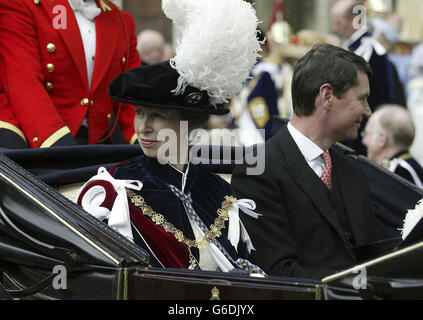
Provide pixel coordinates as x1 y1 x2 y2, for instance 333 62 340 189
90 1 120 93
331 150 367 245
276 126 347 239
42 0 89 89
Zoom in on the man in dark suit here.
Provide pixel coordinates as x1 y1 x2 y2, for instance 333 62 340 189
231 44 382 280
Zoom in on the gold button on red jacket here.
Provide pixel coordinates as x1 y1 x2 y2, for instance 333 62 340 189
0 0 140 147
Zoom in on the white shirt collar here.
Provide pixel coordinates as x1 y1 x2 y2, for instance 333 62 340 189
287 122 324 162
68 0 101 20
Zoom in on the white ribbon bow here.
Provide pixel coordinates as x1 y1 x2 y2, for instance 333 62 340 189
402 199 423 240
227 199 261 253
354 36 387 62
68 0 102 20
76 167 143 242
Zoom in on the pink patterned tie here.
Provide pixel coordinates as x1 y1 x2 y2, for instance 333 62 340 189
320 151 332 191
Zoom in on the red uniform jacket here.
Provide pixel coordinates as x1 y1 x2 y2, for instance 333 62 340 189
0 0 140 147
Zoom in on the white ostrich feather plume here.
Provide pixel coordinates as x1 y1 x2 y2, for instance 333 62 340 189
401 199 423 240
162 0 262 105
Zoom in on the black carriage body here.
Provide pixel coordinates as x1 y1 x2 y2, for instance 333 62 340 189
0 133 422 300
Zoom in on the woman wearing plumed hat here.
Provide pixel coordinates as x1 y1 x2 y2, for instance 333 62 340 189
76 0 265 274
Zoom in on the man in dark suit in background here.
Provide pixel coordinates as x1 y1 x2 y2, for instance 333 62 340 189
331 0 397 155
231 44 382 280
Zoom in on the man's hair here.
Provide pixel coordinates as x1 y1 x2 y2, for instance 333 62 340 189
377 106 415 149
291 43 372 116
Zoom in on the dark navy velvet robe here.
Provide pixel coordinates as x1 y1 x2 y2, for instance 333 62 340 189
111 155 249 268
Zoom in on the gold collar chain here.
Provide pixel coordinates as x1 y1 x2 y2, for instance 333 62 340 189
126 190 237 268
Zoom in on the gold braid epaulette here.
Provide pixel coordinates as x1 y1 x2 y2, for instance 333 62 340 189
99 0 120 12
126 190 236 268
108 0 121 9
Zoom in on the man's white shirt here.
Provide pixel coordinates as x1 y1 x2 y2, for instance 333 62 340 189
287 122 326 177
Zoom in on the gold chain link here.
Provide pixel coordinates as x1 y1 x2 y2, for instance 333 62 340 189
126 190 236 268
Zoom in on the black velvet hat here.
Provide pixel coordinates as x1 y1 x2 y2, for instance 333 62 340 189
108 61 229 115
